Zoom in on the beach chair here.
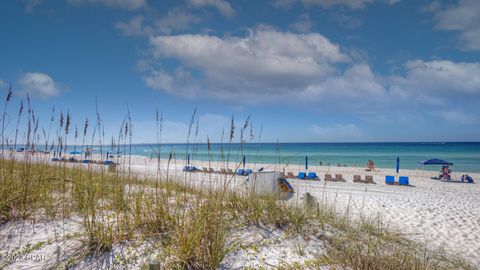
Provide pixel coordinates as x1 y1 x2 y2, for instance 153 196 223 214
103 160 113 165
280 172 286 178
278 178 294 193
227 168 234 175
353 175 361 182
202 167 208 173
220 168 227 174
385 175 395 185
307 172 318 180
324 174 333 181
245 169 253 175
399 176 409 185
237 169 245 175
365 175 375 184
208 168 215 173
335 174 345 182
51 157 60 162
182 166 190 172
82 159 91 164
298 172 307 179
287 172 295 178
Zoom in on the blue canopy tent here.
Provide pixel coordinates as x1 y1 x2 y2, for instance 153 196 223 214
421 158 453 165
420 158 453 178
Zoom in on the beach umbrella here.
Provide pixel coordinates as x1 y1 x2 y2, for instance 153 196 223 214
305 156 308 170
187 154 190 165
421 158 453 165
242 155 246 168
396 157 400 174
69 151 81 155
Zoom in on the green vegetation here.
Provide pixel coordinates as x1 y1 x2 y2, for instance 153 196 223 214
0 159 472 269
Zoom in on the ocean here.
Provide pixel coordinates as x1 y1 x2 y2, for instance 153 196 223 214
109 142 480 173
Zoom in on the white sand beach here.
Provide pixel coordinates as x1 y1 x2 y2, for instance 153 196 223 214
2 152 480 268
114 154 480 266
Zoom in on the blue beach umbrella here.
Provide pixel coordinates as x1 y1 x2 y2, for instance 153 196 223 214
187 154 190 165
69 151 81 155
396 157 400 174
242 155 246 168
305 156 308 170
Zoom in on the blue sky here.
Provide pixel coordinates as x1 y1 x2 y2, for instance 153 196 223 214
0 0 479 143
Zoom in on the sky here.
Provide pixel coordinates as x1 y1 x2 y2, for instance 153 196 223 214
0 0 479 143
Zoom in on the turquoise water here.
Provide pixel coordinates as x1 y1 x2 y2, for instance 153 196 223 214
111 142 480 173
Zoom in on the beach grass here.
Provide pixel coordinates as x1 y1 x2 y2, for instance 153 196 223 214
0 157 473 269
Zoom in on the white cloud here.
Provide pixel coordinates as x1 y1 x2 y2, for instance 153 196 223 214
18 72 60 99
23 0 43 13
303 0 375 10
273 0 400 9
143 68 200 98
289 14 313 33
389 60 480 105
187 0 235 18
310 123 367 141
433 110 478 125
155 9 201 34
431 0 480 50
116 9 200 37
303 64 386 105
143 70 173 92
115 16 151 36
147 29 349 101
271 0 296 9
328 10 363 29
143 29 479 119
387 0 401 5
67 0 146 10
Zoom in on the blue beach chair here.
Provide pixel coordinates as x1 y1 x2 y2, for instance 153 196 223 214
51 157 60 162
82 159 91 164
399 176 409 185
307 172 318 180
183 166 197 172
298 172 307 179
236 169 244 175
245 169 253 175
385 175 395 185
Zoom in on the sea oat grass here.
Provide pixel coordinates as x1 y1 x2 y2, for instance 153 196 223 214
0 159 474 269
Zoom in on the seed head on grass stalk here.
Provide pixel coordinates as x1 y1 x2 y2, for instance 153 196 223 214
65 111 70 135
1 84 14 155
13 100 24 154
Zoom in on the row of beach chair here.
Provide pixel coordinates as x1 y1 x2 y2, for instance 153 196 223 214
385 175 409 185
51 157 114 165
280 172 375 184
183 166 254 176
353 175 375 184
